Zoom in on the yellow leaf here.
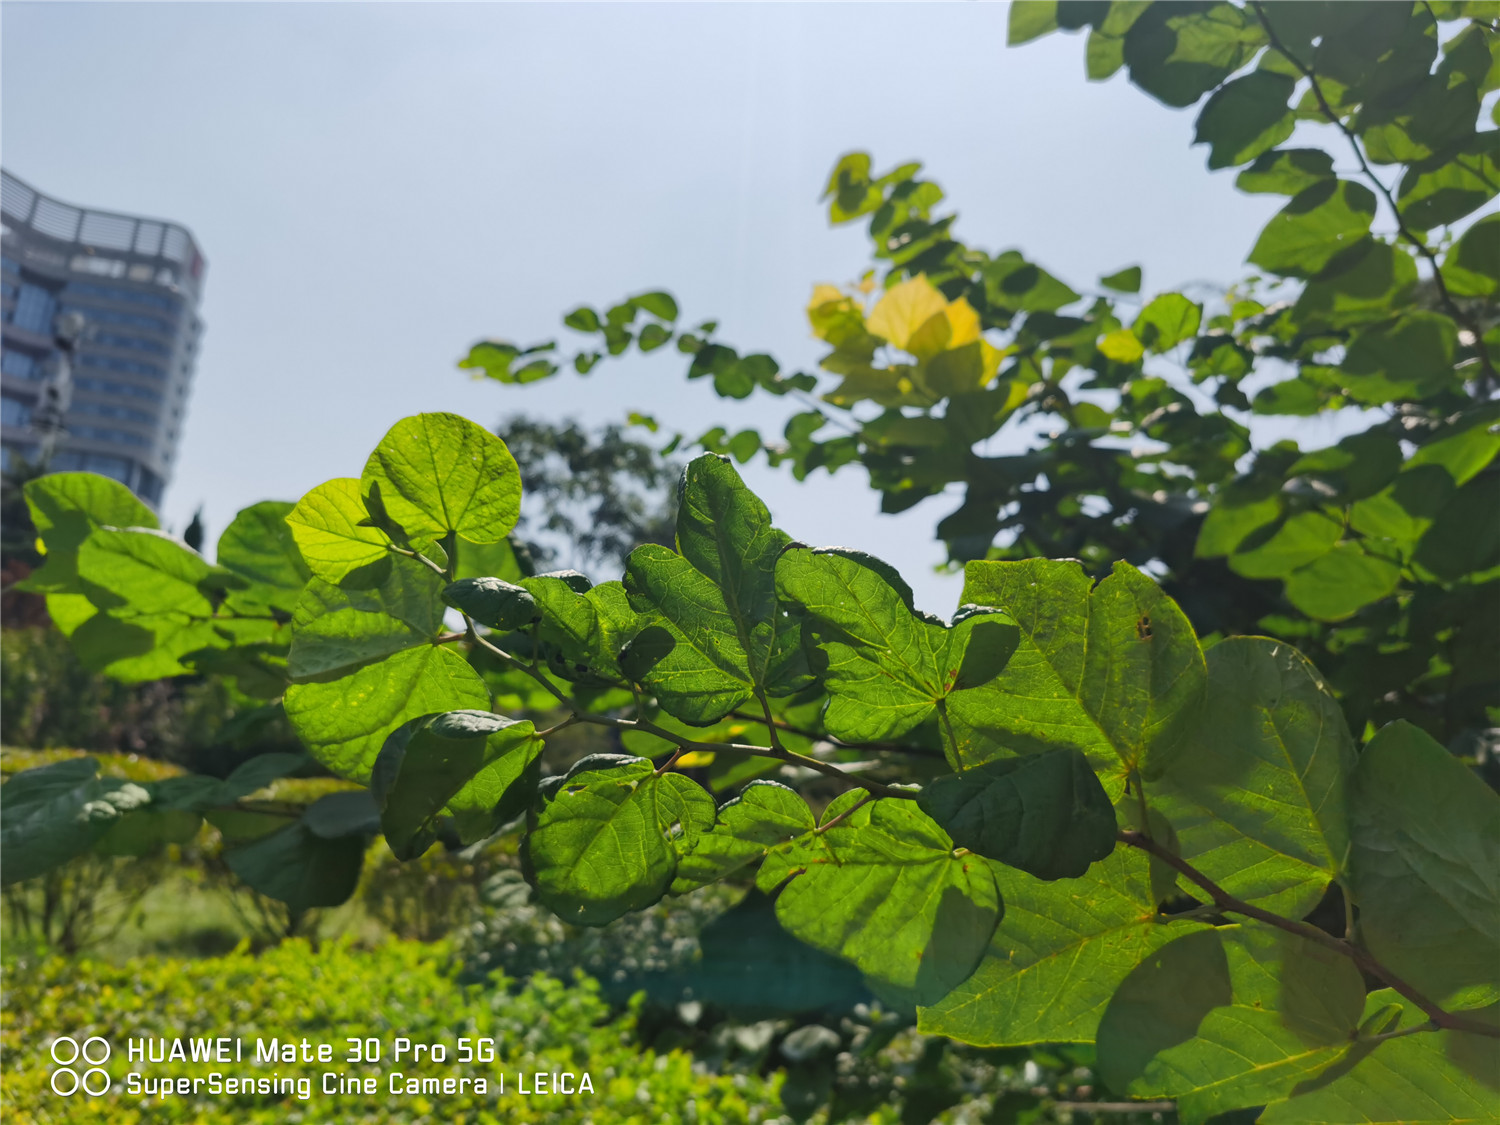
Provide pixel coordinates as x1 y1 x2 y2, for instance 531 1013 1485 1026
807 284 845 314
866 275 948 351
1099 329 1145 363
675 751 715 768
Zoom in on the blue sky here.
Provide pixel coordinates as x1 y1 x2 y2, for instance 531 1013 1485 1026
3 2 1292 613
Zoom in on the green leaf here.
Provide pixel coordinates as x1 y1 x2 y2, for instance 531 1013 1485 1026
1008 0 1058 45
916 748 1116 880
1226 509 1344 579
215 500 311 614
1135 925 1367 1122
776 547 1018 751
287 555 447 680
1095 928 1232 1096
19 471 158 598
1293 238 1420 330
1249 179 1377 278
632 291 679 321
74 527 211 616
1122 3 1261 108
524 755 714 926
524 575 638 684
283 644 489 782
361 413 521 545
1100 265 1143 293
373 710 543 860
624 455 802 722
1133 292 1202 351
457 340 558 385
1152 637 1355 918
302 790 381 839
0 759 149 884
1443 212 1500 296
672 780 816 892
1340 311 1459 403
1235 148 1335 195
442 576 538 631
286 478 394 583
1283 542 1401 622
223 820 365 914
1414 474 1500 582
563 306 601 332
1194 70 1296 168
1396 132 1500 230
918 846 1211 1045
1349 721 1500 1010
1260 990 1500 1124
946 560 1205 796
761 797 1002 1007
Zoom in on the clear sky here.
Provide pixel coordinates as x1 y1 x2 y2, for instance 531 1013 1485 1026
3 1 1292 613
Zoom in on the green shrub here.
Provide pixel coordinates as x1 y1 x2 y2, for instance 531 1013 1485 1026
1 939 785 1124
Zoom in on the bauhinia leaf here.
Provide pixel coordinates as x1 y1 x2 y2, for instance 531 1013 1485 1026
672 780 816 893
917 846 1211 1045
223 819 366 915
524 755 714 926
1258 990 1500 1125
283 644 489 782
623 454 807 722
1349 721 1500 1011
523 575 638 684
946 559 1205 797
373 710 543 859
442 576 538 631
759 796 1002 1008
287 555 448 680
1133 924 1366 1123
285 478 396 583
917 748 1116 880
0 759 151 885
360 412 522 545
775 546 1018 752
1151 637 1355 918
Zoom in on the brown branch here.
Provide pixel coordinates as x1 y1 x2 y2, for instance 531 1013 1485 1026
1118 830 1500 1040
1249 0 1498 392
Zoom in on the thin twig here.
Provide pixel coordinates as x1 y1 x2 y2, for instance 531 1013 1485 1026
576 713 918 800
465 622 569 704
1117 830 1500 1040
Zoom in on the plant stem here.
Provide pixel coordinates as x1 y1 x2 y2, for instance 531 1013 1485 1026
1117 830 1500 1040
464 621 569 705
574 713 917 800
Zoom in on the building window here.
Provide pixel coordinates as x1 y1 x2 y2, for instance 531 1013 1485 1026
61 303 175 336
9 283 57 335
68 423 149 447
1 394 34 427
65 280 180 314
71 399 157 426
93 332 169 356
1 348 39 380
77 354 165 380
73 375 162 403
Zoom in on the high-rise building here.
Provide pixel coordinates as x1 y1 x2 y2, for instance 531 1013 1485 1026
1 169 205 507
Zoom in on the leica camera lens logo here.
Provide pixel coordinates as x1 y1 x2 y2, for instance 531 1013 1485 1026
49 1036 112 1096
